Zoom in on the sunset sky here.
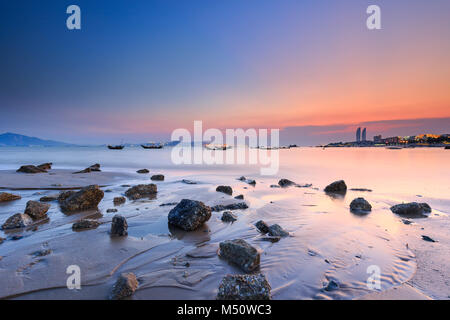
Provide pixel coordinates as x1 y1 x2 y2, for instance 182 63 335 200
1 0 449 145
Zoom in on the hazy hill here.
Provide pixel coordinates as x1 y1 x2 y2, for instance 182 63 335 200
0 132 74 147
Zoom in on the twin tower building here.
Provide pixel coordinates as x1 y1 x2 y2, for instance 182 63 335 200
356 127 367 143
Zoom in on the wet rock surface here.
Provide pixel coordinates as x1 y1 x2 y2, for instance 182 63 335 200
255 220 270 234
216 185 233 195
73 164 101 174
72 219 100 231
39 194 59 202
219 239 260 273
168 199 212 231
278 179 295 187
234 194 244 200
221 211 237 222
136 169 149 174
24 200 50 220
0 192 21 202
324 180 347 193
60 185 104 212
151 174 164 181
267 224 289 237
57 191 76 203
350 197 372 213
109 272 138 300
211 203 248 212
1 213 33 230
390 202 432 217
125 184 157 200
110 215 128 236
113 196 126 205
217 274 271 300
17 165 47 174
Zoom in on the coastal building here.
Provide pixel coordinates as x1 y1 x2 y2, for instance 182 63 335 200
373 135 382 143
362 128 367 142
356 127 361 143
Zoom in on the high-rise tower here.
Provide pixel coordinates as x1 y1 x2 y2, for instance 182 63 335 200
362 128 367 142
356 127 361 143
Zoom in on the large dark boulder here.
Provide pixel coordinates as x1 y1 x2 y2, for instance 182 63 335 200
109 273 138 300
350 198 372 213
168 199 211 231
17 165 47 173
216 186 233 195
1 213 33 230
390 202 431 217
219 239 260 273
60 185 104 212
125 184 157 200
0 192 21 202
24 200 50 220
217 274 271 300
324 180 347 193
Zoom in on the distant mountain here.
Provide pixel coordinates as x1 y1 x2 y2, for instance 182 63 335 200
0 132 74 147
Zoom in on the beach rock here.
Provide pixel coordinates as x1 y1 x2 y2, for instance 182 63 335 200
211 202 248 212
58 191 76 203
37 162 52 170
219 239 260 273
182 179 197 185
168 199 211 231
73 163 101 174
160 202 178 207
255 220 270 234
72 219 100 231
107 208 118 213
324 280 340 291
278 179 295 187
39 194 59 202
151 174 164 181
0 192 21 202
24 201 50 220
125 184 157 200
267 224 289 237
109 273 139 300
247 179 256 185
1 213 33 230
349 197 372 213
125 183 158 200
390 202 432 217
221 211 237 222
17 165 47 173
270 185 281 188
234 194 244 200
113 196 126 205
137 169 149 174
217 274 271 300
324 180 347 193
0 237 5 244
216 186 233 195
110 215 128 236
350 188 372 192
60 185 104 212
422 235 436 243
238 176 247 181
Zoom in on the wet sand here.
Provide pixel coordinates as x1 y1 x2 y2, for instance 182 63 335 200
0 163 448 300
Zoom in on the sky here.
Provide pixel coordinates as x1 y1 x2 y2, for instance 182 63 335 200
0 0 449 145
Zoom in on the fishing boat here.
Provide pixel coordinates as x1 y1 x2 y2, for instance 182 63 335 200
141 142 163 149
107 145 124 150
204 144 231 150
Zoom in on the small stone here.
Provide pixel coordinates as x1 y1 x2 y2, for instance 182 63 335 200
278 179 295 187
136 169 149 174
219 239 260 273
216 186 233 195
111 215 128 236
0 192 21 202
24 200 50 220
255 220 270 234
107 208 118 213
182 179 197 184
217 274 271 300
1 213 33 230
422 235 436 243
267 224 289 237
324 280 339 291
113 196 126 205
39 194 59 202
234 194 244 200
211 203 248 212
109 273 138 300
390 202 431 217
270 185 281 188
324 180 347 193
72 219 100 231
221 211 237 222
151 174 164 181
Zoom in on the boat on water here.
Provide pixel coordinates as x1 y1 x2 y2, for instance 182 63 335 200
204 144 231 150
386 146 403 150
107 145 124 150
141 142 163 149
